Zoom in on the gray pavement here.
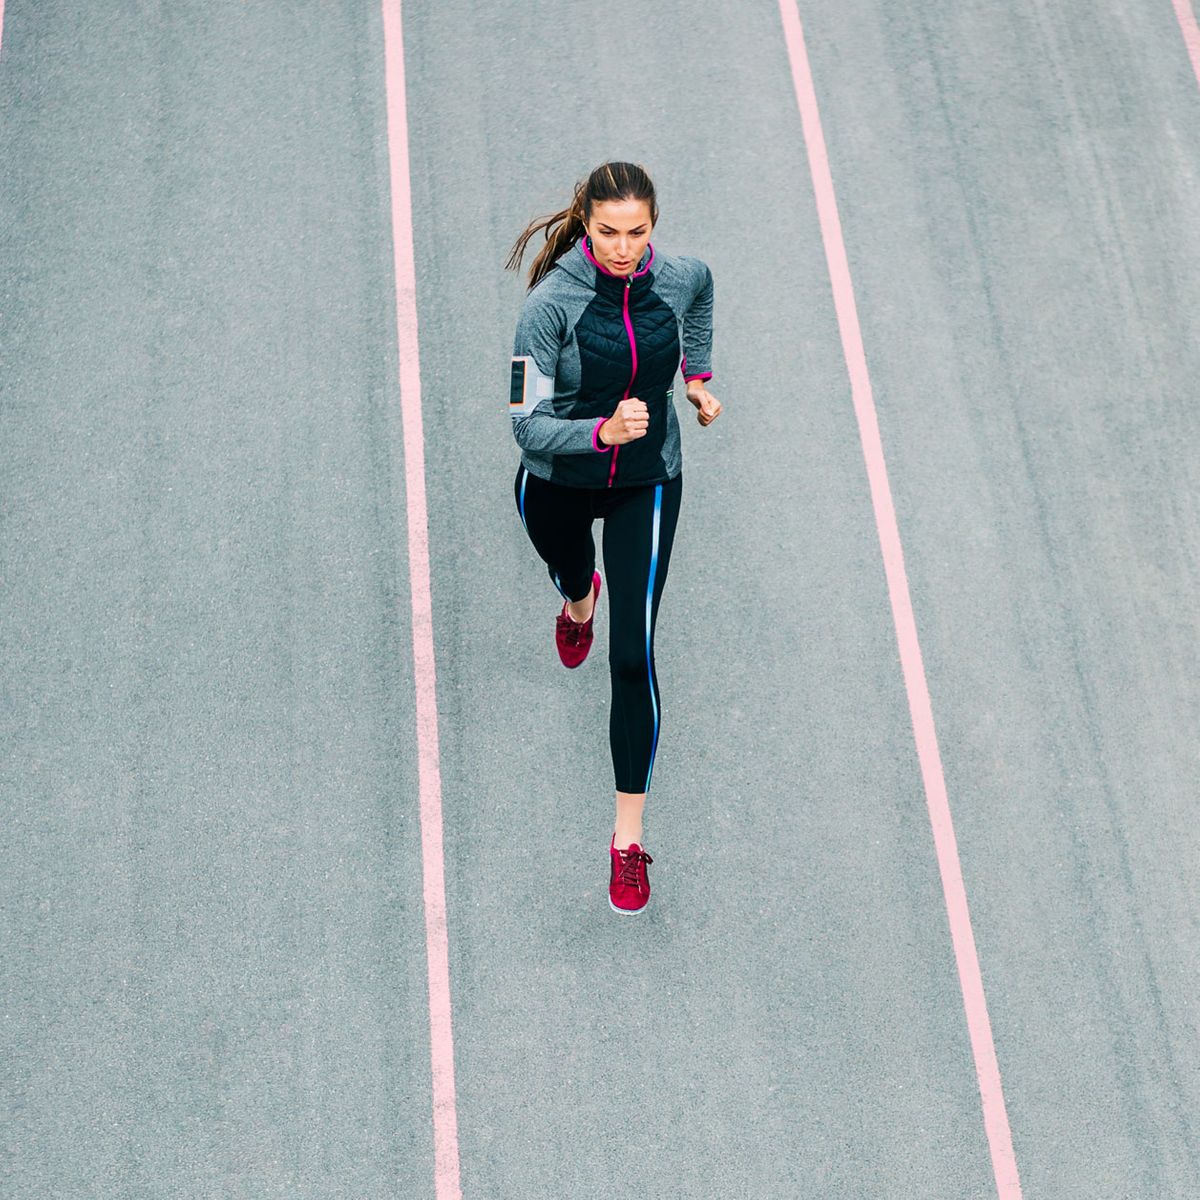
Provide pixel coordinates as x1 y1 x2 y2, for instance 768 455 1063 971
2 1 1198 1197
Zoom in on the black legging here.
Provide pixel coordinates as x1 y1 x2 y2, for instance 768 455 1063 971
513 463 683 794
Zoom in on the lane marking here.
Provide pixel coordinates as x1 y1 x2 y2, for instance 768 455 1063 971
1 1 6 60
1173 0 1200 90
379 3 463 1198
775 3 1024 1196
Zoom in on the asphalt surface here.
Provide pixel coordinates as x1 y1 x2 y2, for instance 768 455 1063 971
3 1 1198 1197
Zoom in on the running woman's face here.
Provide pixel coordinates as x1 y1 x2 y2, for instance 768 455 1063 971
584 198 653 276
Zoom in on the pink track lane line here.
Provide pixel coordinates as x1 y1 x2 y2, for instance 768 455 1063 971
0 0 6 60
380 3 463 1199
776 2 1024 1196
1173 0 1200 89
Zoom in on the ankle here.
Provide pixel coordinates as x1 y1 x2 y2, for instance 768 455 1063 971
567 595 594 622
613 828 643 851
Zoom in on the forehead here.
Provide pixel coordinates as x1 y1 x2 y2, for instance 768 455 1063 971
591 198 652 228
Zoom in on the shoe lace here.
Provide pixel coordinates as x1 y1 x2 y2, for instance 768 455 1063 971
558 609 590 644
617 847 653 888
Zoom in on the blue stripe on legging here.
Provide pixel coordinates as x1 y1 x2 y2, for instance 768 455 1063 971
643 484 663 792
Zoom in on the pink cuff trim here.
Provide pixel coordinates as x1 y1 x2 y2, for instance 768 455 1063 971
592 416 612 451
683 372 713 383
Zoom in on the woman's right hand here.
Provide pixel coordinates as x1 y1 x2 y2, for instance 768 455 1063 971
599 397 649 445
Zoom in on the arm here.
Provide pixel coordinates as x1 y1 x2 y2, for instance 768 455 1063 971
510 295 612 454
679 261 714 384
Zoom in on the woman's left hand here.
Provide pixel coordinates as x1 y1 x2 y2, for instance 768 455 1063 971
686 383 722 427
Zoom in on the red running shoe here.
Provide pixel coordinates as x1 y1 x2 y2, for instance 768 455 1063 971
555 570 602 668
609 833 653 914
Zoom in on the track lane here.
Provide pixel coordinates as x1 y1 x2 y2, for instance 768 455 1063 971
1 5 438 1194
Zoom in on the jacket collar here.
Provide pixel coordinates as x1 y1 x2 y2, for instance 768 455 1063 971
565 235 655 294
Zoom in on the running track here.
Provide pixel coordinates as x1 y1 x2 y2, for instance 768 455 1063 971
3 2 1199 1196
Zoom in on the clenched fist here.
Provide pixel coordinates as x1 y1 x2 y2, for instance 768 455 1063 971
598 397 649 445
686 382 722 426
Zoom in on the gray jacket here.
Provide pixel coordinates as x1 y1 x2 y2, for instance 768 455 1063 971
509 234 713 488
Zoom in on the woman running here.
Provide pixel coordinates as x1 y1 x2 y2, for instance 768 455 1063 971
505 161 721 916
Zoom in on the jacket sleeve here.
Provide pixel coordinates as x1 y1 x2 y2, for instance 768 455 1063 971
510 293 611 455
680 260 714 383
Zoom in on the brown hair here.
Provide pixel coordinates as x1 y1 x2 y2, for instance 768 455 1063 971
505 161 659 291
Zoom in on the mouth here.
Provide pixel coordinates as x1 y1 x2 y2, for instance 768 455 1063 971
612 260 631 269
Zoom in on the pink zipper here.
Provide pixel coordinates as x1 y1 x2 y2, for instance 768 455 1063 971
608 273 636 487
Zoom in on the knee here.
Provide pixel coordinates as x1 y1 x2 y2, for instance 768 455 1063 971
609 643 650 685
